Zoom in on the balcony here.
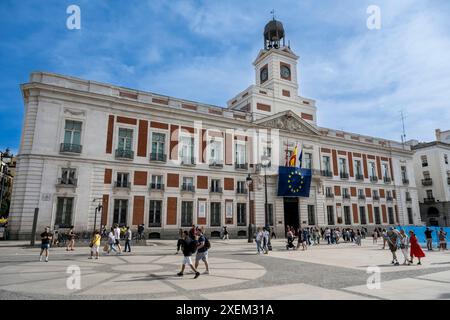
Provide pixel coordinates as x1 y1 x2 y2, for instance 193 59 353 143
406 196 412 202
325 193 334 199
60 143 82 154
383 177 392 184
373 195 380 201
358 195 366 200
210 187 223 194
355 173 364 181
386 196 394 202
447 177 450 185
424 197 435 204
149 153 167 162
181 184 195 192
422 178 433 186
235 163 249 170
149 183 165 191
402 178 409 185
342 194 351 200
56 178 78 187
370 176 378 183
321 170 333 177
115 149 134 160
340 172 349 180
114 181 131 189
236 188 248 195
209 161 224 169
181 157 196 166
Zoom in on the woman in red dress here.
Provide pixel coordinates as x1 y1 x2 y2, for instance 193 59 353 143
409 231 425 265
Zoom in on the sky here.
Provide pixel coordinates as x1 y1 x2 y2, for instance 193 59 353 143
1 0 450 154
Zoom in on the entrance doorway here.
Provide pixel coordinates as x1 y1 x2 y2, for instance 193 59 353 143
284 197 299 231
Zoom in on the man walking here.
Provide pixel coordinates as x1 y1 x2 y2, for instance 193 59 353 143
124 226 132 253
39 227 53 262
177 231 200 279
424 227 433 251
195 227 210 274
113 224 122 253
387 227 401 265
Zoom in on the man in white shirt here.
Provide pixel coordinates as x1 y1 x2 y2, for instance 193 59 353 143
113 224 122 253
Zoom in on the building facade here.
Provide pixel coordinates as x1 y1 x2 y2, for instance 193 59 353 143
410 129 450 227
9 20 422 239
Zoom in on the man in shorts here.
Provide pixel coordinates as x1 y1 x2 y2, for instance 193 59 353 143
177 231 200 279
387 227 400 265
39 227 53 262
195 227 210 274
113 224 122 253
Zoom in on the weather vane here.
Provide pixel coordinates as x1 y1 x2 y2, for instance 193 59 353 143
270 9 275 20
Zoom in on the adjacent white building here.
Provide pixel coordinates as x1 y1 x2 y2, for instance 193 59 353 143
409 129 450 226
8 19 422 239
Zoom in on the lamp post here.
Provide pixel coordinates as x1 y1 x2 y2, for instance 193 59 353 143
261 156 271 227
93 201 103 233
246 173 253 243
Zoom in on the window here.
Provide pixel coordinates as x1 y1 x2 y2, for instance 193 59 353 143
388 207 395 224
426 190 433 199
382 163 389 179
151 175 163 189
339 158 347 174
237 203 246 226
386 190 392 200
372 190 379 199
358 189 364 197
327 206 335 225
237 181 246 193
406 191 411 200
211 179 221 192
359 206 367 225
55 197 74 227
182 177 194 191
267 203 274 226
369 162 376 177
151 133 166 158
374 207 381 224
113 199 128 226
118 128 133 151
307 205 315 225
401 166 408 181
445 154 449 165
354 160 362 176
263 146 272 167
180 136 195 164
60 168 76 185
421 155 428 167
64 120 82 146
325 187 333 197
149 200 162 227
343 188 350 198
407 208 414 225
116 172 129 188
235 143 246 165
210 202 221 227
344 206 351 225
209 139 223 163
304 153 312 169
423 171 431 180
322 156 331 173
181 201 193 227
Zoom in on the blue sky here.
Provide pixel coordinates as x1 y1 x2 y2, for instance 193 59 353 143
1 0 450 154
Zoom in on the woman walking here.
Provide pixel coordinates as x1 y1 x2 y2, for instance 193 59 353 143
107 227 118 255
66 227 75 251
409 230 425 265
439 228 447 251
255 228 263 255
399 230 410 265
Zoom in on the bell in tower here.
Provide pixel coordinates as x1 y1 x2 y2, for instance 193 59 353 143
264 16 285 50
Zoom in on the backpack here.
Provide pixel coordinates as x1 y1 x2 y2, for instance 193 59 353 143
204 237 211 250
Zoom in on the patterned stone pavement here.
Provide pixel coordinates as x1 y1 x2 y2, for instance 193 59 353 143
0 239 449 300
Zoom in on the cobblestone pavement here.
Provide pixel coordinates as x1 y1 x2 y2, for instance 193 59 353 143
0 239 449 300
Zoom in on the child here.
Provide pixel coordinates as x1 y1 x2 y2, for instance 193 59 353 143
177 231 200 279
89 230 101 260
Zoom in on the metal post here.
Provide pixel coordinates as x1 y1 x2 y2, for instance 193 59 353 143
247 174 253 243
30 208 39 246
94 207 98 233
264 165 268 226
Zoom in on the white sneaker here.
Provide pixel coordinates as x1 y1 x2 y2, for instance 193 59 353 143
45 257 49 262
39 256 42 262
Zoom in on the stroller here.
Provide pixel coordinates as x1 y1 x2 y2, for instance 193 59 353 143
286 235 296 250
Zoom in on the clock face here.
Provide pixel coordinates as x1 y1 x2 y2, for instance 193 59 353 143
260 67 268 82
280 65 291 79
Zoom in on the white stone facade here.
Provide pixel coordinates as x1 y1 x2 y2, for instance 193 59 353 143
9 41 422 239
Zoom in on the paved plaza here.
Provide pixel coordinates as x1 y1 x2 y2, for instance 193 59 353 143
0 239 449 300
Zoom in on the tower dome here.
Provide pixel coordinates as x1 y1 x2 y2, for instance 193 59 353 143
264 18 285 49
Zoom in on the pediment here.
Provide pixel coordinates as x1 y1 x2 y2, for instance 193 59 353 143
254 111 321 136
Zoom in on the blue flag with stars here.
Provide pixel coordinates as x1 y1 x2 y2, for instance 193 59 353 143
277 166 312 197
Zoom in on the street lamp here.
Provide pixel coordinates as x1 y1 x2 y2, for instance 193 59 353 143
93 200 103 233
246 173 253 243
261 155 271 228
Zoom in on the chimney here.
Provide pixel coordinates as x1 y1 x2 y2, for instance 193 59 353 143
435 129 441 141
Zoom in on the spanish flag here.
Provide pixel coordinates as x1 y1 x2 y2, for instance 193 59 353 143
289 146 298 167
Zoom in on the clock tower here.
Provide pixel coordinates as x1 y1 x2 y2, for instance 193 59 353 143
253 18 300 99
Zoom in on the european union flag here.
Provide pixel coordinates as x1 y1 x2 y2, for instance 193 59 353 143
277 166 312 197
